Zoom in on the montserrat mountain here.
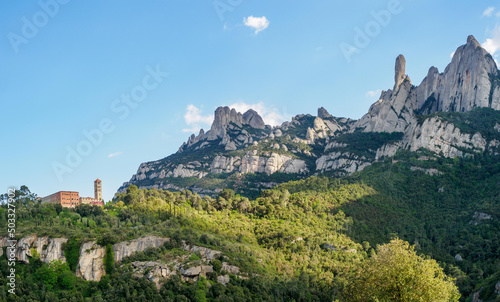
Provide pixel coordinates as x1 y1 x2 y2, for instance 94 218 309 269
118 35 500 196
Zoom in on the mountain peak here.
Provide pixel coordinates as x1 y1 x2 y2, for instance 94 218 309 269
318 107 333 119
242 109 265 129
394 54 409 90
207 106 266 140
466 35 480 47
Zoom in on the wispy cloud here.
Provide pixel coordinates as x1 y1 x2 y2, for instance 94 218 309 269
182 104 213 133
107 152 122 158
482 25 500 66
366 89 382 98
482 7 495 17
228 101 287 126
243 16 269 34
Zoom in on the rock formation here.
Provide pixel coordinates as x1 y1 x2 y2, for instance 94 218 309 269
394 54 408 90
75 241 106 281
318 107 333 119
118 35 500 195
113 236 169 263
10 235 67 264
0 237 7 257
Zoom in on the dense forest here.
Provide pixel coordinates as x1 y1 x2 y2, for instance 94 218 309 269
0 150 499 301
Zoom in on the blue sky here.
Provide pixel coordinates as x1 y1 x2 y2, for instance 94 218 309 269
1 0 499 202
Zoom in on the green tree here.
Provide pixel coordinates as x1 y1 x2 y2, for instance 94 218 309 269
104 244 115 274
343 238 460 302
211 259 222 274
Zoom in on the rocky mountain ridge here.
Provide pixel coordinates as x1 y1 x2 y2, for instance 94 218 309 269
118 35 500 196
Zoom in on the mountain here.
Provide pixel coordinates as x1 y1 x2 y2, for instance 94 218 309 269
118 35 500 197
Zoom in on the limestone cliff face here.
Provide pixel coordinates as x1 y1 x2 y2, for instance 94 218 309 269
315 152 371 175
74 236 169 281
375 116 495 160
113 236 169 263
210 152 308 175
403 117 487 157
11 235 67 264
75 241 105 282
41 238 68 264
355 79 416 133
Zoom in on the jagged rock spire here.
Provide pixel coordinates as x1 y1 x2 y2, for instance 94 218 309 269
394 54 407 90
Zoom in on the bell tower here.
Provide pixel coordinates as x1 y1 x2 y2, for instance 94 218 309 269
94 179 102 201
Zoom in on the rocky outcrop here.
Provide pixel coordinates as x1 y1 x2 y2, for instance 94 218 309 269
128 161 208 183
469 212 492 226
211 155 241 174
41 238 68 264
210 151 308 175
75 241 105 282
433 36 499 112
410 166 442 176
318 107 333 119
316 152 371 175
394 54 409 90
113 236 169 263
13 235 67 264
403 117 487 157
357 36 500 135
355 80 416 133
128 242 242 289
131 261 175 289
217 275 230 285
181 242 222 261
243 109 265 129
207 107 267 141
0 237 7 257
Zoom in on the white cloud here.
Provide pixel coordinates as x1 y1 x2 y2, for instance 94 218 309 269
182 104 213 133
450 51 455 59
482 25 500 60
483 7 495 17
228 101 287 126
496 11 500 17
107 152 122 158
365 89 382 98
243 16 269 34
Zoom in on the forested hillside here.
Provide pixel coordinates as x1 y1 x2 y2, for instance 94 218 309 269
1 149 498 301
